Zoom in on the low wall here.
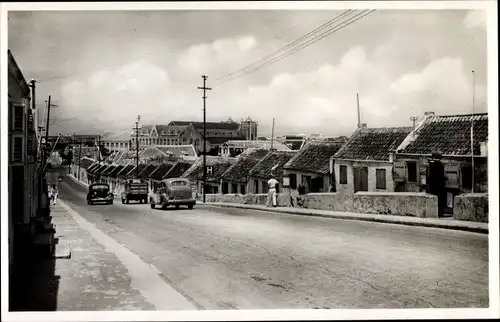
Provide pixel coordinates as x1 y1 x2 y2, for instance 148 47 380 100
353 192 438 218
453 193 489 223
203 191 438 218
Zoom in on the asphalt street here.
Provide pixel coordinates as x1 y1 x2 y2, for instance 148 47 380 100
56 171 489 309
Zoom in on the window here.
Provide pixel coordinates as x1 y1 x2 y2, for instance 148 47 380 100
240 184 246 195
262 181 268 193
231 183 238 193
461 165 473 189
376 169 387 189
289 173 297 189
171 180 188 187
11 104 24 131
407 162 418 182
11 135 24 163
339 165 348 184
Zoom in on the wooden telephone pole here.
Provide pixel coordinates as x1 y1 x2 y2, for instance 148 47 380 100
135 115 141 179
271 118 275 151
198 75 212 203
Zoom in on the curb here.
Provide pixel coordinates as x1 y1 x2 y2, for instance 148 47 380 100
66 174 89 189
205 202 489 234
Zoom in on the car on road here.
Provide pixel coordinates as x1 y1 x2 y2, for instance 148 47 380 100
87 183 114 205
121 179 149 204
149 178 196 210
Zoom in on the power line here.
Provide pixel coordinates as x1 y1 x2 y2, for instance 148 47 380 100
216 10 355 83
216 9 376 87
168 10 374 117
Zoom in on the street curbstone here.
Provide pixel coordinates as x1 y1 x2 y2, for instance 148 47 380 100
205 202 488 234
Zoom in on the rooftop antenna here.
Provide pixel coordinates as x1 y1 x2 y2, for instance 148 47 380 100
471 70 475 192
410 116 418 137
356 93 361 128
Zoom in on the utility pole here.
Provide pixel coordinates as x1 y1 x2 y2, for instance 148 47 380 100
78 140 82 181
198 75 212 203
97 136 101 182
410 116 418 137
271 118 275 151
356 93 361 128
471 70 475 193
135 115 141 179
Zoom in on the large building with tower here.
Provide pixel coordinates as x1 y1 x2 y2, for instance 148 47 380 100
126 117 259 155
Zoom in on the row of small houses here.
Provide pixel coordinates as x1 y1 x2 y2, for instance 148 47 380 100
72 112 488 214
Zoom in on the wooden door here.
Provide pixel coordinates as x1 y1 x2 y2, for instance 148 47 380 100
353 167 368 192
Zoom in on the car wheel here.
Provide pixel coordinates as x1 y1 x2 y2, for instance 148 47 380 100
188 204 194 209
109 201 113 205
150 202 155 209
175 205 180 210
126 199 129 204
121 198 125 204
161 203 168 210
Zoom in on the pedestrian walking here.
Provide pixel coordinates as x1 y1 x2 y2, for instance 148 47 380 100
266 173 279 207
51 184 59 206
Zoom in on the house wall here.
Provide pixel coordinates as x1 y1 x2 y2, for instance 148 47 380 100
334 160 394 194
201 191 439 218
247 176 275 194
283 170 330 193
453 193 488 222
394 155 488 194
221 180 247 194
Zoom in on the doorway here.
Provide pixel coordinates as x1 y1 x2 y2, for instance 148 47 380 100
353 167 368 192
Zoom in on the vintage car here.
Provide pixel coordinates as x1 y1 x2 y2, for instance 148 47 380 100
149 178 196 210
87 183 114 205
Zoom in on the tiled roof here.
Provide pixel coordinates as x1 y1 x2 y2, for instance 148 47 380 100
397 113 488 156
156 145 197 157
125 164 148 179
141 125 153 135
101 165 117 177
94 164 108 176
117 164 135 178
164 160 195 179
240 148 271 159
72 146 100 163
108 165 125 178
155 125 171 135
182 156 237 183
138 164 159 180
169 121 240 130
222 140 291 151
206 137 246 145
249 151 297 181
86 163 100 174
334 127 412 161
79 157 95 170
221 156 262 183
285 141 344 174
150 163 176 181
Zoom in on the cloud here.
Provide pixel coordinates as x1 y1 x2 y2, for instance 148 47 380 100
59 60 171 128
464 10 486 29
176 35 258 76
220 46 487 136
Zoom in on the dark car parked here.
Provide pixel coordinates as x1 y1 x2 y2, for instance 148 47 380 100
87 183 114 205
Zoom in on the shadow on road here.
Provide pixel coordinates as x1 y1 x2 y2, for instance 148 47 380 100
9 240 60 311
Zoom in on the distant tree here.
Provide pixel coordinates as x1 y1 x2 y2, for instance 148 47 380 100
61 150 73 165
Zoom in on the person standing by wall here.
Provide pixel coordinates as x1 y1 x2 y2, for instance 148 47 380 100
266 173 279 207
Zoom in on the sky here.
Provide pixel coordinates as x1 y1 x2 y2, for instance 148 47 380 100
8 8 488 137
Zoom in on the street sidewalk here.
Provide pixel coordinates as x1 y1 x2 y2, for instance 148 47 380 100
205 202 488 234
10 201 155 311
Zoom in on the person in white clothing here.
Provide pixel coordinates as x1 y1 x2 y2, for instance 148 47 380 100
266 173 279 207
51 184 59 206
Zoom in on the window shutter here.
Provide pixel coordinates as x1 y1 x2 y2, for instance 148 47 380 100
445 164 460 189
12 104 25 132
392 161 406 182
11 135 24 164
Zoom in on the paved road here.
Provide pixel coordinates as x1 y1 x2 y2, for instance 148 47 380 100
56 172 488 309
